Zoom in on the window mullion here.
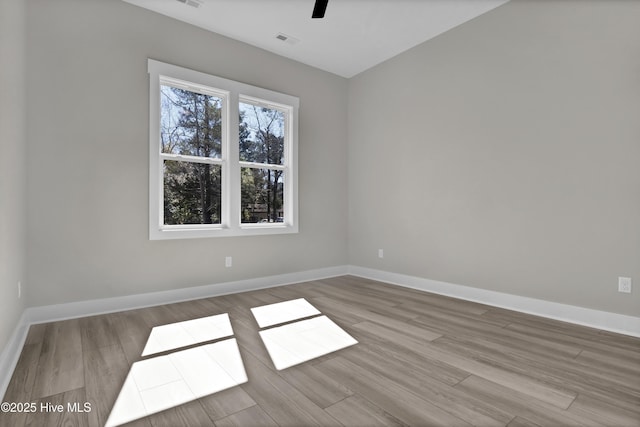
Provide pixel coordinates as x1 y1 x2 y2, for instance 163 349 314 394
226 92 240 230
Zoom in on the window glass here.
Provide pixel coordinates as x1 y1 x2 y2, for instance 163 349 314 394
163 160 222 225
161 85 222 158
241 167 284 224
239 102 285 165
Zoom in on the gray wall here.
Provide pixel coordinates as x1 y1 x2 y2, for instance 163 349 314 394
0 0 28 351
15 0 640 319
0 0 27 349
25 0 349 306
348 0 640 316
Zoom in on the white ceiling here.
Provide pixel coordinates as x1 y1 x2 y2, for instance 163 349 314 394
123 0 509 78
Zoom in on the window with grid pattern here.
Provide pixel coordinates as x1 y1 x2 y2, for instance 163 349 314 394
148 60 298 239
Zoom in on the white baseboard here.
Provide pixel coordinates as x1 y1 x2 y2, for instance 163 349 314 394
0 310 31 401
27 266 349 325
348 265 640 338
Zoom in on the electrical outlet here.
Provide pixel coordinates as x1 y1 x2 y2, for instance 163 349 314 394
225 256 233 268
378 249 384 259
618 277 632 293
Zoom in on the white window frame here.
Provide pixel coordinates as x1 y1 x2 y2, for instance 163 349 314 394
148 59 299 240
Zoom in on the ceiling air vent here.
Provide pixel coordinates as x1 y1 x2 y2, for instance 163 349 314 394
176 0 203 8
275 33 300 46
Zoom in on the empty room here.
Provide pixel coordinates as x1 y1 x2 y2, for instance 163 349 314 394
1 0 639 426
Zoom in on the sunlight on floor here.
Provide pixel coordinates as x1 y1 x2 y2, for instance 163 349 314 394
251 298 358 370
259 315 358 370
250 297 321 328
141 313 234 356
105 338 247 427
106 299 356 426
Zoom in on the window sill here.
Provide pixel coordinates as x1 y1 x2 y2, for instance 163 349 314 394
150 224 298 240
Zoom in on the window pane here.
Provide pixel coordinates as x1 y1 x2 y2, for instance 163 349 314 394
239 102 285 165
241 168 284 224
161 85 222 158
164 160 221 225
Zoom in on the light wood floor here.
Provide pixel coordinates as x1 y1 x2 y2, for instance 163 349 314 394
2 276 639 426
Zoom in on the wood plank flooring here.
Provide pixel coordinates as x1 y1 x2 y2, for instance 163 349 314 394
2 275 639 426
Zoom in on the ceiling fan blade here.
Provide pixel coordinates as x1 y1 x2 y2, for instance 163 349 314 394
312 0 328 18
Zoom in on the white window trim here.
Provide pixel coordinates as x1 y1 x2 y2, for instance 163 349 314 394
148 59 299 240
